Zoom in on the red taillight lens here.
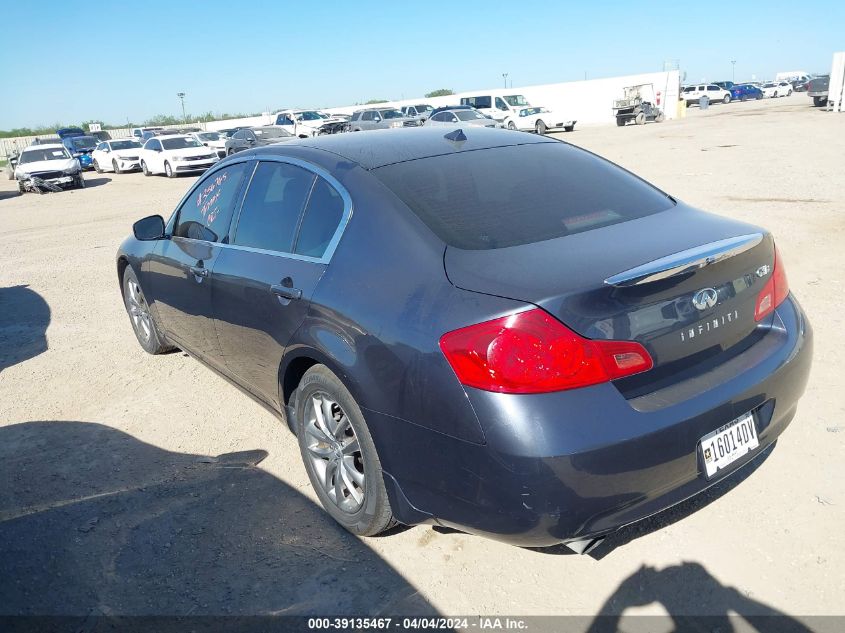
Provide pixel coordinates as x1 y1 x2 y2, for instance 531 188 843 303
754 246 790 321
439 308 653 394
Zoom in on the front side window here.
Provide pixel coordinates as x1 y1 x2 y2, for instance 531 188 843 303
294 177 345 258
96 142 107 151
457 110 485 121
362 111 374 121
382 110 405 119
233 161 315 253
468 96 491 109
495 98 509 110
174 162 248 242
145 139 161 151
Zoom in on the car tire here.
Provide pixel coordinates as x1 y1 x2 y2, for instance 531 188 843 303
616 117 625 127
113 159 121 174
655 111 665 123
535 120 547 135
756 93 763 100
741 95 748 102
227 148 234 156
507 121 517 130
635 112 646 125
93 160 102 174
122 266 175 355
18 180 26 194
76 174 86 189
294 364 396 537
141 160 151 176
564 124 575 132
164 161 175 178
813 97 827 107
723 95 731 104
788 89 793 96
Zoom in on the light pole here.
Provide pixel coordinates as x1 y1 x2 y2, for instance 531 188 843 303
502 73 508 89
176 92 187 122
731 60 736 83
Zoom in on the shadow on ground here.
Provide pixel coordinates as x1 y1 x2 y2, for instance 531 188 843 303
0 421 436 617
0 285 50 372
585 561 813 633
82 176 111 188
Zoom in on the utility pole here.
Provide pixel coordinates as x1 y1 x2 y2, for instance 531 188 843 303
731 60 736 83
502 72 508 88
177 92 187 122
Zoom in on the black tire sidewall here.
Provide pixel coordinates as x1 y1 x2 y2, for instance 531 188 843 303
294 365 393 536
122 266 167 354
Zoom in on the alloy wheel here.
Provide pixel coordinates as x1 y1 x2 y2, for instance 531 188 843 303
303 392 365 513
126 279 152 343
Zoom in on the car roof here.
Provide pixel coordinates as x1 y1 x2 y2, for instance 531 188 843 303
267 126 556 170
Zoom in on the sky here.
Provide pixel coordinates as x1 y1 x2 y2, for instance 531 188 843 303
1 0 841 129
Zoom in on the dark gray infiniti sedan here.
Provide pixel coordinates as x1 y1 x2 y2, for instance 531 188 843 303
117 127 812 552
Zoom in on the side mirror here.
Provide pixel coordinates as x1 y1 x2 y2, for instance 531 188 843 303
133 215 166 241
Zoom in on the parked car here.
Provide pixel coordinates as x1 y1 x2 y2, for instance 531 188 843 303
138 135 218 177
762 82 793 98
131 127 164 143
117 127 812 552
459 93 526 129
400 104 434 123
348 108 419 131
56 128 97 170
217 127 249 138
273 110 348 138
425 108 500 128
807 76 830 107
224 126 295 155
713 81 735 91
730 84 764 101
682 84 732 105
513 106 576 134
4 148 19 180
190 131 228 158
139 129 182 145
91 139 144 174
14 143 84 193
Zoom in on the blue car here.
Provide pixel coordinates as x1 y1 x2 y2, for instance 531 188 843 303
731 84 764 102
116 128 812 552
56 127 97 170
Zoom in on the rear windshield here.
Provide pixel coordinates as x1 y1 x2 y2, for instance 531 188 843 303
372 142 675 250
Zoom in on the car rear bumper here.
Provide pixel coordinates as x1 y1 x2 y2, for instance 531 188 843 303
372 295 812 546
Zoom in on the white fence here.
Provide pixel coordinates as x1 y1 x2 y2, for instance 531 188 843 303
1 69 682 159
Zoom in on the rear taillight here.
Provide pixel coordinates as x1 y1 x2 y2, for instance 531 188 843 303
754 246 789 321
439 308 653 394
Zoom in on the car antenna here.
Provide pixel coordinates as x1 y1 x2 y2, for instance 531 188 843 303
443 129 467 142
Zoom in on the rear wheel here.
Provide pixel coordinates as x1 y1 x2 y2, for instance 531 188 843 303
756 92 763 100
122 266 174 355
507 121 517 130
741 94 748 102
635 112 646 125
294 365 395 536
535 120 547 135
813 96 828 107
164 161 175 178
723 94 731 104
655 111 665 123
113 159 121 174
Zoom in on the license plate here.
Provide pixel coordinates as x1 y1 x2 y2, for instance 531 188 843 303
699 412 759 478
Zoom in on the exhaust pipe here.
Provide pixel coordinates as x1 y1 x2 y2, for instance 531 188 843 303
565 536 605 555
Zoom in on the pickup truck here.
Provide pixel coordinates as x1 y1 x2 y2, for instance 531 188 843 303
807 76 829 107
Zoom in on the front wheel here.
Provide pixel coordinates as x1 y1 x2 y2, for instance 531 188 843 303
122 267 174 354
756 93 763 100
141 160 151 176
634 112 646 125
535 120 547 135
655 111 665 123
76 174 86 189
616 117 626 127
164 161 175 178
294 365 395 536
113 159 121 174
93 160 102 174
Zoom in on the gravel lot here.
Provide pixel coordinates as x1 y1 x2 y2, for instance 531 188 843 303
1 94 843 627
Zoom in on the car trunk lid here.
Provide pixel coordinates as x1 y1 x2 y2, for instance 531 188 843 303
444 205 775 395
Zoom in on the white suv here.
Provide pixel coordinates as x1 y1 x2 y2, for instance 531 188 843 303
682 84 731 105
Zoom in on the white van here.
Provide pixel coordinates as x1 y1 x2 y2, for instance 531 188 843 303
459 93 534 129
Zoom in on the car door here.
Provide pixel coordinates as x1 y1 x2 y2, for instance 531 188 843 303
146 160 251 364
212 159 350 405
276 113 296 136
93 142 107 169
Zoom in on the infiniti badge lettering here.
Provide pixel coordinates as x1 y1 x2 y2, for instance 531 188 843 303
692 288 718 311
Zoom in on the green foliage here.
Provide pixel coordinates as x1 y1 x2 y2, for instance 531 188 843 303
424 89 455 98
365 99 389 104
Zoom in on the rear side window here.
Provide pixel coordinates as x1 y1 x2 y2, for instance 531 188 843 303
373 142 675 250
174 162 248 242
234 161 315 253
294 177 345 258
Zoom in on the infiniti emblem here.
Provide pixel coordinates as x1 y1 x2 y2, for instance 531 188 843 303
692 288 718 311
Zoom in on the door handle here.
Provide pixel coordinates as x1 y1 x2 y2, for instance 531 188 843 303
270 283 302 301
189 265 209 278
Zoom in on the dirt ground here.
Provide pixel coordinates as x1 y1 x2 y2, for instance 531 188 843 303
1 93 843 627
